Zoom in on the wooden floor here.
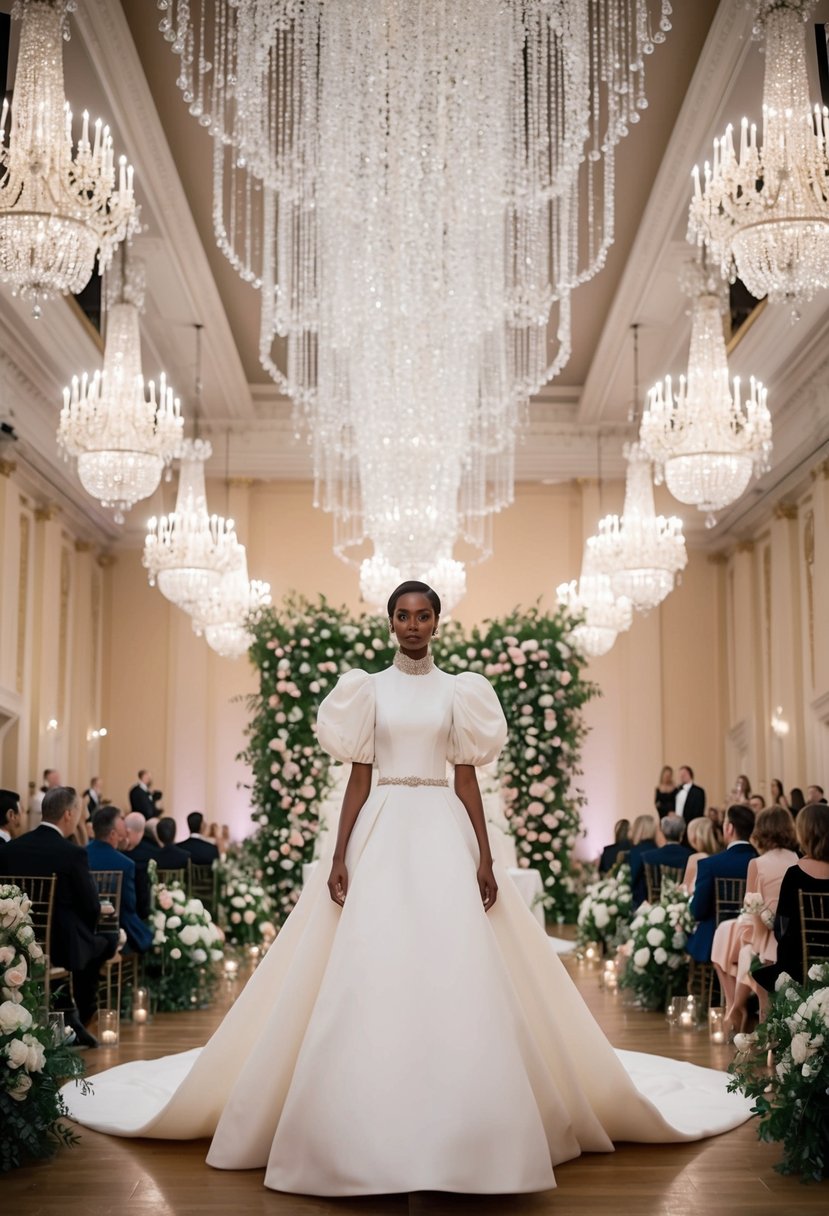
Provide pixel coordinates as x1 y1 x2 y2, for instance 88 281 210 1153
7 941 827 1215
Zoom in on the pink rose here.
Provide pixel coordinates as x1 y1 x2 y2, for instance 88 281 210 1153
529 782 546 798
4 960 27 988
0 946 14 966
527 801 544 815
559 671 572 686
158 890 173 911
288 829 305 848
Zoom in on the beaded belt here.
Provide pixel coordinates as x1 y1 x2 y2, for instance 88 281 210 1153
377 776 449 788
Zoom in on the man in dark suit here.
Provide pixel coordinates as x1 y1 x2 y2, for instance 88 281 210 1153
123 811 158 919
129 770 156 820
154 816 190 871
179 811 221 866
639 815 692 887
0 788 23 846
675 764 706 826
687 804 757 963
87 806 153 954
0 786 116 1045
84 777 102 818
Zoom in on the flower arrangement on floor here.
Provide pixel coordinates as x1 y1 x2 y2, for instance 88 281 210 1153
0 884 87 1172
243 595 597 926
219 853 277 948
618 885 694 1011
145 865 225 1012
729 962 829 1182
576 868 633 951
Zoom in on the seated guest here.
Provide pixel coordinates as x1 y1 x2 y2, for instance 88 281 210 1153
640 815 692 885
770 778 788 810
706 804 724 829
754 803 829 991
0 786 116 1046
687 804 757 963
122 811 157 919
789 787 806 816
0 789 24 845
807 784 827 805
154 816 190 871
598 818 631 874
180 811 221 866
749 794 766 814
87 807 153 954
628 814 659 908
712 806 798 1033
682 817 723 894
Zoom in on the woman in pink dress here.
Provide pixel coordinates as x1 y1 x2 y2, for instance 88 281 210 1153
710 806 798 1034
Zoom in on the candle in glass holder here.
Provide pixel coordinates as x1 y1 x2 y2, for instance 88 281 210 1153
98 1009 119 1045
602 960 618 990
708 1007 726 1044
132 986 150 1024
223 956 239 977
679 996 697 1029
665 996 683 1026
584 941 600 963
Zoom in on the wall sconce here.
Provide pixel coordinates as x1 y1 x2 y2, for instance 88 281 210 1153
770 707 790 738
87 726 108 742
46 719 58 732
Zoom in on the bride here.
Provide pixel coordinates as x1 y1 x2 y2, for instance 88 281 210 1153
65 581 751 1195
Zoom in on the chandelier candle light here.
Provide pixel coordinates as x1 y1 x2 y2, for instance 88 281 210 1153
589 443 687 614
191 546 272 661
556 548 633 659
688 0 829 308
640 263 772 528
59 252 183 522
143 439 241 615
0 0 139 317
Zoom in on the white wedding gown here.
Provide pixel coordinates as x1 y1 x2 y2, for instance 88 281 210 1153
64 663 752 1195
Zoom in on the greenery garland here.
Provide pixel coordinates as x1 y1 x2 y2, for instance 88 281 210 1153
242 595 597 925
0 884 87 1172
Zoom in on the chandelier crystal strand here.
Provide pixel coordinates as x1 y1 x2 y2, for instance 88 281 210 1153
0 0 139 318
688 0 829 307
159 1 672 583
58 252 183 522
143 438 242 613
589 443 687 613
557 545 633 659
191 546 272 660
640 262 772 528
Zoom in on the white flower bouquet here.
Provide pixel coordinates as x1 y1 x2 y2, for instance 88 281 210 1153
220 861 276 948
618 886 694 1011
146 867 225 1012
742 890 775 929
730 962 829 1181
0 884 87 1170
576 868 633 950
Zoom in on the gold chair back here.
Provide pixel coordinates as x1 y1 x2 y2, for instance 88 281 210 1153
644 863 661 904
156 866 190 892
89 869 123 932
714 877 746 925
4 873 66 1003
660 864 686 890
189 863 218 917
799 890 829 976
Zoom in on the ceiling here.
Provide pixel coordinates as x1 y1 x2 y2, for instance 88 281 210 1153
1 0 828 550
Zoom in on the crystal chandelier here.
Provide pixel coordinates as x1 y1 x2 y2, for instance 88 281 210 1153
640 262 772 528
143 439 241 613
191 547 271 660
589 444 687 613
688 0 829 306
0 0 139 318
557 547 633 659
359 552 467 616
58 251 183 523
160 0 672 575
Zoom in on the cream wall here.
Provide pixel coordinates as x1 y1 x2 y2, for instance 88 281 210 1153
98 477 729 855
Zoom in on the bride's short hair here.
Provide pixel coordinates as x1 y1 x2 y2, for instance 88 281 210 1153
387 581 441 620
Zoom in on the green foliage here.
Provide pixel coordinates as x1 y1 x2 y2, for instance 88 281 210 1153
618 885 693 1011
0 884 87 1172
729 962 829 1182
242 594 597 924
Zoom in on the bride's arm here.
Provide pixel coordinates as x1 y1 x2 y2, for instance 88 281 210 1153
454 764 498 911
327 762 373 906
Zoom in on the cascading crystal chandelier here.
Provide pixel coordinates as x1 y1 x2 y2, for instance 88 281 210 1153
557 547 633 659
639 262 772 528
589 443 687 613
0 0 139 318
688 0 829 306
159 0 672 581
143 439 241 614
58 250 183 523
359 552 467 616
191 547 271 660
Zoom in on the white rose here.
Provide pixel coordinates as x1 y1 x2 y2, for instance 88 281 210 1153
593 905 610 929
648 907 667 925
166 916 182 930
178 925 200 947
653 947 668 965
672 931 686 950
790 1031 813 1065
0 945 14 965
646 927 665 947
633 947 651 969
169 947 182 960
775 971 793 992
5 1037 30 1068
22 1034 45 1073
231 896 246 909
0 1000 32 1035
192 948 208 964
243 910 256 924
185 899 205 916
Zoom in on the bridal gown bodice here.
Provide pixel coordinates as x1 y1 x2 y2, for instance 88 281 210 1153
63 663 753 1197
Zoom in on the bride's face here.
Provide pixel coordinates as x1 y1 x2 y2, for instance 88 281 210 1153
390 593 438 657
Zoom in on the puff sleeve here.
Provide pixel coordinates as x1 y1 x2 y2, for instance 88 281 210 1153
447 672 508 767
316 669 375 764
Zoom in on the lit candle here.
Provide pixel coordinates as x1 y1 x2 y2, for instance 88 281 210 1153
679 1010 694 1028
708 1007 726 1045
223 957 239 977
133 1008 148 1025
101 1029 118 1044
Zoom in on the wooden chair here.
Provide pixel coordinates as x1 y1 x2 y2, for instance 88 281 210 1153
90 870 124 1015
660 864 686 891
799 890 829 976
189 863 218 919
156 865 190 892
644 863 662 905
715 877 746 925
5 873 69 1007
687 959 714 1008
608 850 630 879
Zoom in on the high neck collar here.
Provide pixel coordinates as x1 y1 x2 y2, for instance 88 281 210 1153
393 649 434 676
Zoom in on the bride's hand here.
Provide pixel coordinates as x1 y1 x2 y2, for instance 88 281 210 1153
328 859 348 907
477 860 498 912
